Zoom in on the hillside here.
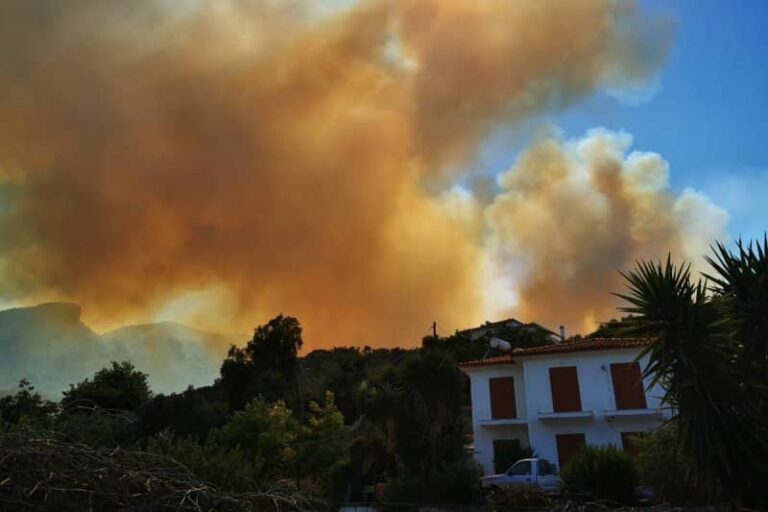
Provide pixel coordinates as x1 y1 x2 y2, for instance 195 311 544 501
0 303 243 397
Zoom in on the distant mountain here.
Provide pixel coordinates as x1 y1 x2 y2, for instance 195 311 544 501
0 303 244 398
101 322 240 394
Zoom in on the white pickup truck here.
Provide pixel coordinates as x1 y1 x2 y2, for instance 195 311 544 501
480 458 562 494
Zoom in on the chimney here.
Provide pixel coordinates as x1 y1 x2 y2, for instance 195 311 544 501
559 325 565 342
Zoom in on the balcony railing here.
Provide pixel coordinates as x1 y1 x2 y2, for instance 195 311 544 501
479 417 528 428
537 410 594 421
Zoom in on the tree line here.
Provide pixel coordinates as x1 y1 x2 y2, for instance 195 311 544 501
1 236 766 509
0 307 553 508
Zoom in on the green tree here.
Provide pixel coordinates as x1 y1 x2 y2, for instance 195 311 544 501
618 238 768 506
0 379 56 424
389 350 479 504
587 315 634 337
297 391 352 497
422 325 554 364
137 385 228 440
62 361 152 411
298 347 366 422
220 315 303 409
395 350 467 479
211 399 297 483
352 367 402 496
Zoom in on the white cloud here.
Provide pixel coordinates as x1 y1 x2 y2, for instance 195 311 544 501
700 169 768 243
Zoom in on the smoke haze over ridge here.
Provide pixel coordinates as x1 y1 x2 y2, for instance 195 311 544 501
0 0 726 348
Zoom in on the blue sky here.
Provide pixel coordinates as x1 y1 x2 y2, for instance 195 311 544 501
482 0 768 243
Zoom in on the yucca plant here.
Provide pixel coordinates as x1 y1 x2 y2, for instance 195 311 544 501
616 241 768 507
705 237 768 382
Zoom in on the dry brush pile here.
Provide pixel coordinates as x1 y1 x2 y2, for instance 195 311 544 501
0 429 319 512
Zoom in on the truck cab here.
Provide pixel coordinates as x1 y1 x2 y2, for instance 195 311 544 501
479 458 561 494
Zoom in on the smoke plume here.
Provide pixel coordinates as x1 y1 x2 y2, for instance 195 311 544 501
0 0 722 347
484 129 727 333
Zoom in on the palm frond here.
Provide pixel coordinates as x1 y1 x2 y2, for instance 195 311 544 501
615 244 768 506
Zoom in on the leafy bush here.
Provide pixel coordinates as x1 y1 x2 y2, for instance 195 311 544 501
137 385 228 440
0 379 56 425
146 433 256 492
382 460 481 505
62 361 152 411
211 399 298 483
634 423 720 505
560 445 637 504
486 484 552 508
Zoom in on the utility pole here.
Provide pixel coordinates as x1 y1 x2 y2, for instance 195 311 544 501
432 321 437 339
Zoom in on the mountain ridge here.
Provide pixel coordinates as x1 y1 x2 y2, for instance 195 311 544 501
0 303 243 398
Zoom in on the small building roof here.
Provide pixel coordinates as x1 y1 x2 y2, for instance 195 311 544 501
459 337 651 368
458 318 558 337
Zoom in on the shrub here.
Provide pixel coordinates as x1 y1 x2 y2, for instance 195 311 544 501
62 361 152 411
560 445 637 504
0 380 57 425
633 423 721 505
382 460 482 505
145 433 256 492
486 484 552 508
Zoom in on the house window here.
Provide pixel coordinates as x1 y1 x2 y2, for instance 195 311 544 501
610 362 647 410
621 432 646 457
549 366 582 412
489 377 517 419
555 433 586 468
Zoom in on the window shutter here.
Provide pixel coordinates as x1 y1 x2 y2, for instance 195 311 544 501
610 362 647 410
549 366 582 412
620 432 645 457
556 433 586 467
489 377 517 419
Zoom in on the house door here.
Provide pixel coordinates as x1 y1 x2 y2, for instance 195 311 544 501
555 433 586 468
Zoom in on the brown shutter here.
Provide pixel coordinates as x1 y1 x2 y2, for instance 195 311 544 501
620 432 645 457
610 362 647 410
489 377 517 419
556 433 586 468
549 366 582 412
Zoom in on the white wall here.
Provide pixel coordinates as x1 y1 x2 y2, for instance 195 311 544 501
467 364 530 474
521 348 668 468
465 347 672 474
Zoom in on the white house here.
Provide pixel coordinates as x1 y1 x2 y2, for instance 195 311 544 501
460 338 672 475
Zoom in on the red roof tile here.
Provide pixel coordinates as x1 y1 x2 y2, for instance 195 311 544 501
460 354 516 368
460 338 651 368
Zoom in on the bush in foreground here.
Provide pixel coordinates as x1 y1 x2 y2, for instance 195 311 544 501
633 423 721 505
486 484 552 508
560 445 637 504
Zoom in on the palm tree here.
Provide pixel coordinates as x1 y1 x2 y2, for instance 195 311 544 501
617 238 768 506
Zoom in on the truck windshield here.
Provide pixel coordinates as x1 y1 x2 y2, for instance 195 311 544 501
507 460 532 476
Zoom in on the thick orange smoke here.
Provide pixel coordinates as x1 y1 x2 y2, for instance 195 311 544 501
0 0 711 347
